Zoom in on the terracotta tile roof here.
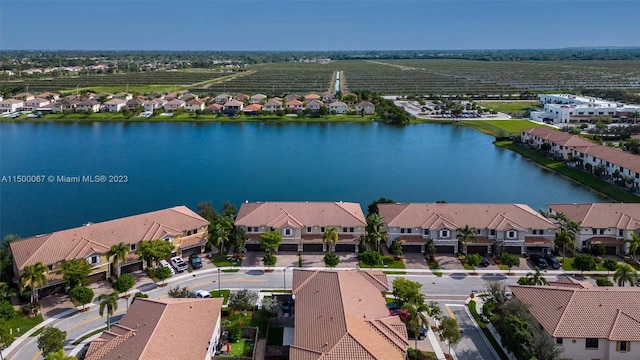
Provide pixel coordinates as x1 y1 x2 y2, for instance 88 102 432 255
586 236 622 245
286 100 304 106
104 98 126 105
329 101 347 107
379 203 555 231
233 93 249 100
224 99 243 107
306 99 324 107
10 206 209 270
580 145 640 174
166 99 185 105
236 202 366 228
85 297 223 360
356 101 374 108
547 203 640 230
250 93 267 100
186 99 204 105
547 276 593 289
265 99 283 107
522 127 594 147
290 270 408 360
206 103 223 110
304 93 321 100
524 236 554 245
243 104 262 111
510 285 640 340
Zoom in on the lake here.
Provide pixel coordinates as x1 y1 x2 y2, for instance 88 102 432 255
0 121 606 239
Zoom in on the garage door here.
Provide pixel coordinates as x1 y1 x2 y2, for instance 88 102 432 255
245 244 262 251
402 244 423 253
181 246 202 258
279 243 298 252
505 246 522 255
121 260 143 274
303 244 324 252
435 246 455 253
88 271 107 284
39 283 65 298
605 246 617 255
334 243 356 253
466 245 488 255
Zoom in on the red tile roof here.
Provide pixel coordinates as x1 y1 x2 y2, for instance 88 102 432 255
290 270 408 360
236 202 366 228
547 203 640 230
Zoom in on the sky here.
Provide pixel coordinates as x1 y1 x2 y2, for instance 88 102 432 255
1 0 639 51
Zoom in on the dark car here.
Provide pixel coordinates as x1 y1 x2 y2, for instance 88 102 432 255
407 325 427 340
189 254 202 269
544 255 561 269
480 255 490 267
529 254 548 269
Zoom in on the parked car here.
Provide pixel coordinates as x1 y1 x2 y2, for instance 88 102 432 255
195 290 211 298
480 255 490 267
159 259 175 276
170 256 188 272
529 254 549 269
406 325 427 340
189 254 202 269
544 255 561 269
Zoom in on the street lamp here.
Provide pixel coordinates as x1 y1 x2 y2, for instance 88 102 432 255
283 267 288 292
218 268 221 295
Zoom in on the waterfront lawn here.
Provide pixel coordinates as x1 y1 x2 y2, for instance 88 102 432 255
459 120 550 137
497 141 640 203
476 101 540 116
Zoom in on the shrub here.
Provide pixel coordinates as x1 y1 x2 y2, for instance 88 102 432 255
131 291 148 303
389 240 403 257
359 250 382 266
590 244 606 257
603 258 618 272
69 286 94 310
596 278 614 286
0 300 16 320
324 253 340 267
228 289 259 311
261 297 281 316
263 252 277 267
167 286 195 298
574 253 597 273
113 274 135 293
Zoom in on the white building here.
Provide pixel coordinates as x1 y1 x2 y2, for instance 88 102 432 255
531 94 640 124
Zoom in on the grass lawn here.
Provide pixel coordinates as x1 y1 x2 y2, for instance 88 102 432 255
497 142 640 203
210 254 242 267
359 256 406 269
475 101 540 115
267 327 284 346
8 314 44 340
211 289 230 305
561 257 609 272
458 119 550 137
220 339 254 357
467 301 509 360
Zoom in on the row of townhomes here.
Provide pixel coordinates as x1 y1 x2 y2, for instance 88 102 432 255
521 127 640 191
8 202 640 294
530 93 640 124
0 91 375 115
511 277 640 360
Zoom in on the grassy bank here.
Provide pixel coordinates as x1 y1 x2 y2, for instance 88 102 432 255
496 141 640 203
457 119 551 137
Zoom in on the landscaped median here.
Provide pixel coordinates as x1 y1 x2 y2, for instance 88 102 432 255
466 298 511 360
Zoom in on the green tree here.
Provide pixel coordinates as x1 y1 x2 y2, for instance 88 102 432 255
529 331 563 360
44 349 77 360
20 262 48 304
197 201 217 222
359 250 381 266
260 231 282 253
324 253 340 267
603 258 618 274
466 253 482 272
228 289 258 311
0 234 19 283
231 226 247 254
61 259 92 290
167 286 195 298
37 327 66 356
614 263 638 287
456 225 477 257
131 291 148 303
440 316 461 355
500 253 520 274
402 301 429 350
98 291 119 330
625 233 640 260
209 216 233 254
322 227 339 253
573 253 596 274
517 267 548 285
137 239 174 268
392 277 425 306
106 242 128 278
590 244 605 257
0 319 15 359
549 213 581 256
365 213 387 252
367 197 394 215
69 286 94 310
496 314 533 360
262 252 277 267
154 266 172 285
113 273 135 294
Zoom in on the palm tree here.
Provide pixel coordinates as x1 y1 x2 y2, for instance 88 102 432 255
551 213 581 256
98 291 119 330
524 267 548 285
106 242 128 279
624 233 640 260
402 302 429 350
366 213 387 252
20 262 49 304
456 225 477 257
322 227 339 253
614 263 638 287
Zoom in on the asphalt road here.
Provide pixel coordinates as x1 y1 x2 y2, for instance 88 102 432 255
6 270 587 360
448 305 496 360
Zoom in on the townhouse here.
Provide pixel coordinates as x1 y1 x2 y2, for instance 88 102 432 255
235 201 367 252
290 270 409 360
85 297 224 360
510 281 640 360
21 98 50 112
547 203 640 254
521 127 594 159
186 99 205 112
355 101 375 115
104 98 127 112
285 99 304 111
214 93 231 104
75 100 101 113
0 98 24 113
305 99 323 111
328 101 347 114
378 203 557 255
9 206 209 296
164 99 185 112
222 99 243 114
263 98 283 112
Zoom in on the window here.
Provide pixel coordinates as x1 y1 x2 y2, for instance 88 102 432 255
592 228 597 235
401 228 405 234
307 227 311 233
490 229 496 236
618 229 624 236
130 243 136 251
343 227 347 232
440 229 450 238
556 338 563 345
599 229 605 235
476 229 482 235
507 230 516 239
617 341 629 352
407 228 412 234
253 227 258 232
349 227 354 233
423 229 430 236
90 255 99 264
321 227 325 233
284 228 292 236
585 338 599 349
247 227 252 233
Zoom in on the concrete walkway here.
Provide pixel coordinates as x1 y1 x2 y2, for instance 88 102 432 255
426 328 448 360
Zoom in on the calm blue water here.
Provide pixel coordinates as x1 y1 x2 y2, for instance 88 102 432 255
0 121 605 239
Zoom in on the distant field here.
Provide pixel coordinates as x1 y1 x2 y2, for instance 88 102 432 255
458 119 551 137
476 101 540 118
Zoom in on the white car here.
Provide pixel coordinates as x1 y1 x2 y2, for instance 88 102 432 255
195 290 211 298
170 256 188 272
159 260 175 276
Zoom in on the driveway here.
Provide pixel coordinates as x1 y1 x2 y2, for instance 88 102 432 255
435 254 465 270
403 253 430 269
447 304 497 360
